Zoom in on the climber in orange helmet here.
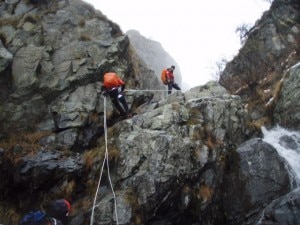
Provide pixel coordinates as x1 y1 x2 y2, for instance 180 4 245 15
101 72 132 118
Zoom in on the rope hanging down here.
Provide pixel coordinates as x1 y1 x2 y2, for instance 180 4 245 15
90 96 120 225
88 87 177 224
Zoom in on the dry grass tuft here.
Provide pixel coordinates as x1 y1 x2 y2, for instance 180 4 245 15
125 189 140 211
246 116 271 131
64 180 76 200
0 131 53 165
272 79 283 99
206 135 214 150
197 185 214 204
0 204 21 225
78 18 85 27
205 134 217 150
187 108 202 126
89 112 101 124
0 16 21 28
107 145 120 163
132 214 143 225
23 130 53 144
0 32 8 47
79 33 93 41
80 197 92 212
83 146 105 170
85 179 98 196
83 139 120 170
267 79 284 109
68 197 92 217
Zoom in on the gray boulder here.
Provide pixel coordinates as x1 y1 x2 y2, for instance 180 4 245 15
258 187 300 225
223 138 292 225
0 39 12 73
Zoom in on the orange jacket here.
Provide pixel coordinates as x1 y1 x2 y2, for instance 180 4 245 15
166 70 174 82
103 72 125 89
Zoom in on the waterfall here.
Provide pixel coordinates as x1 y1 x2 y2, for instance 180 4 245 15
262 126 300 186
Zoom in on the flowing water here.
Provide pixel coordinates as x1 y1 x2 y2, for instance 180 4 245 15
256 126 300 225
262 126 300 186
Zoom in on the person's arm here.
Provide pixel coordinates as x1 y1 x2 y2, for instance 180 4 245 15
100 85 108 96
116 77 125 87
121 84 125 91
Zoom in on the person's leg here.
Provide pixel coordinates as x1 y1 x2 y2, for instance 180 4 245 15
111 98 126 116
109 89 126 116
172 83 181 90
118 95 129 113
167 83 173 95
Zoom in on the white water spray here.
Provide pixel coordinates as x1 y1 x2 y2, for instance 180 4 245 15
262 126 300 186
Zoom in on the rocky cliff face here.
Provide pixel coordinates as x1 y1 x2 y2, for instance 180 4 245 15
0 0 161 136
0 0 299 225
220 0 300 129
126 30 183 87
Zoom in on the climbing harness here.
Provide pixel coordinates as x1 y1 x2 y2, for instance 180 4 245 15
90 96 120 225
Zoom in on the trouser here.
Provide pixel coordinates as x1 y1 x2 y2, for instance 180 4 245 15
168 82 181 95
108 88 129 116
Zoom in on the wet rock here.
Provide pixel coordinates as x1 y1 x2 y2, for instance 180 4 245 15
258 187 300 225
222 138 292 225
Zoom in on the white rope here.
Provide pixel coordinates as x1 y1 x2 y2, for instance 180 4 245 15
125 89 167 92
105 98 120 225
90 96 120 225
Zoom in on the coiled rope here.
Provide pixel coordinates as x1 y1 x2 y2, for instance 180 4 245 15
90 96 120 225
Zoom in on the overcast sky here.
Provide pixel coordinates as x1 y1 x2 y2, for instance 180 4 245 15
83 0 270 90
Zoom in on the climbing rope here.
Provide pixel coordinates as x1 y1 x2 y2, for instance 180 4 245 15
90 96 120 225
125 89 167 92
63 87 176 224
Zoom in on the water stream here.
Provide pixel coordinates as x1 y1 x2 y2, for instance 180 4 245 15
262 126 300 186
256 126 300 224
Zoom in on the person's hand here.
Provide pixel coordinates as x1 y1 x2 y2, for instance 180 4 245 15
102 91 107 97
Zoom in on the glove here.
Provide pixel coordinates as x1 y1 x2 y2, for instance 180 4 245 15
100 85 107 97
101 90 107 97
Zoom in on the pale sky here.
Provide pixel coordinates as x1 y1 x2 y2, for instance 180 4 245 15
83 0 270 90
